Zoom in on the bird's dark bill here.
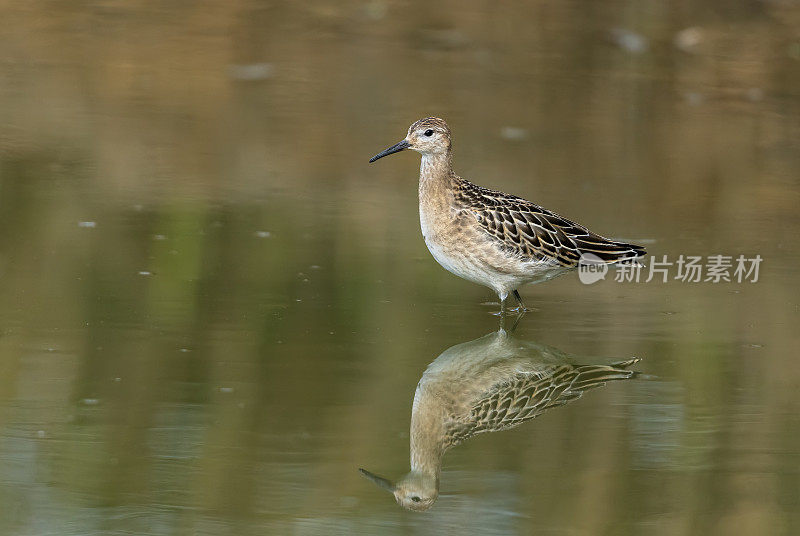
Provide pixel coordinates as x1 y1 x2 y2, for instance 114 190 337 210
358 468 395 491
369 140 409 162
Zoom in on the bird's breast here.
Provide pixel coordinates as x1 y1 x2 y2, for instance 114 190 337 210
419 204 494 283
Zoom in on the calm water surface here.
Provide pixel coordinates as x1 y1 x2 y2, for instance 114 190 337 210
1 2 799 535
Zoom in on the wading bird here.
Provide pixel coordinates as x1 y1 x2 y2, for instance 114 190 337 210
369 117 646 313
359 328 641 511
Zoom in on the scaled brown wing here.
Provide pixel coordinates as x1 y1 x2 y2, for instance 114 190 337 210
455 180 646 266
446 360 639 447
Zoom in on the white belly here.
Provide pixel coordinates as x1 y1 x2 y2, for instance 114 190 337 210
424 236 486 284
419 199 571 300
421 211 569 298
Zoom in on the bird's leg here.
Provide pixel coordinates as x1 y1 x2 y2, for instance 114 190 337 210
492 291 509 316
494 291 529 316
509 290 530 314
500 311 524 333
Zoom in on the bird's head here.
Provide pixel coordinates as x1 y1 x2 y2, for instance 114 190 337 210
369 117 452 163
358 468 439 511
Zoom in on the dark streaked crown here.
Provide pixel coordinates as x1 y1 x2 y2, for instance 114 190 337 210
410 117 451 136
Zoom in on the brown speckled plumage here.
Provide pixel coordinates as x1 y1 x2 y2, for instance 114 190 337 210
369 117 646 311
455 180 646 267
359 329 641 511
446 352 640 446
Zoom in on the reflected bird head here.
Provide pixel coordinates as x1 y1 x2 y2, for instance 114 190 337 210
369 117 452 163
359 468 438 511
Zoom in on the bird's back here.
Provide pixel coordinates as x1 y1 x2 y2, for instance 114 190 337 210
453 177 646 267
415 331 640 450
446 358 640 447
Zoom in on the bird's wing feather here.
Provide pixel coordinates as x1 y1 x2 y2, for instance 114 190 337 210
454 179 646 266
446 359 639 447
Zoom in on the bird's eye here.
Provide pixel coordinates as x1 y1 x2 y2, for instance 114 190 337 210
411 496 421 502
424 129 434 137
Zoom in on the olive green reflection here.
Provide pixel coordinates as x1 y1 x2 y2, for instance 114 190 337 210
361 328 640 511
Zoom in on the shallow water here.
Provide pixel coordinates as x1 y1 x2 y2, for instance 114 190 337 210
1 2 799 535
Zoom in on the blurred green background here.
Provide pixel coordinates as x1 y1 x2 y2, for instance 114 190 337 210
0 1 798 534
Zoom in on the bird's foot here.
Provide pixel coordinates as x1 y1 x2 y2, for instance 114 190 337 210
490 306 532 316
507 305 536 314
485 298 535 316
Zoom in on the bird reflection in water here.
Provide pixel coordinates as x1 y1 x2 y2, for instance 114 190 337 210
360 327 641 511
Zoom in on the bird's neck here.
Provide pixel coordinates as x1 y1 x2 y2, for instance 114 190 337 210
409 428 445 482
409 388 447 480
418 152 454 203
